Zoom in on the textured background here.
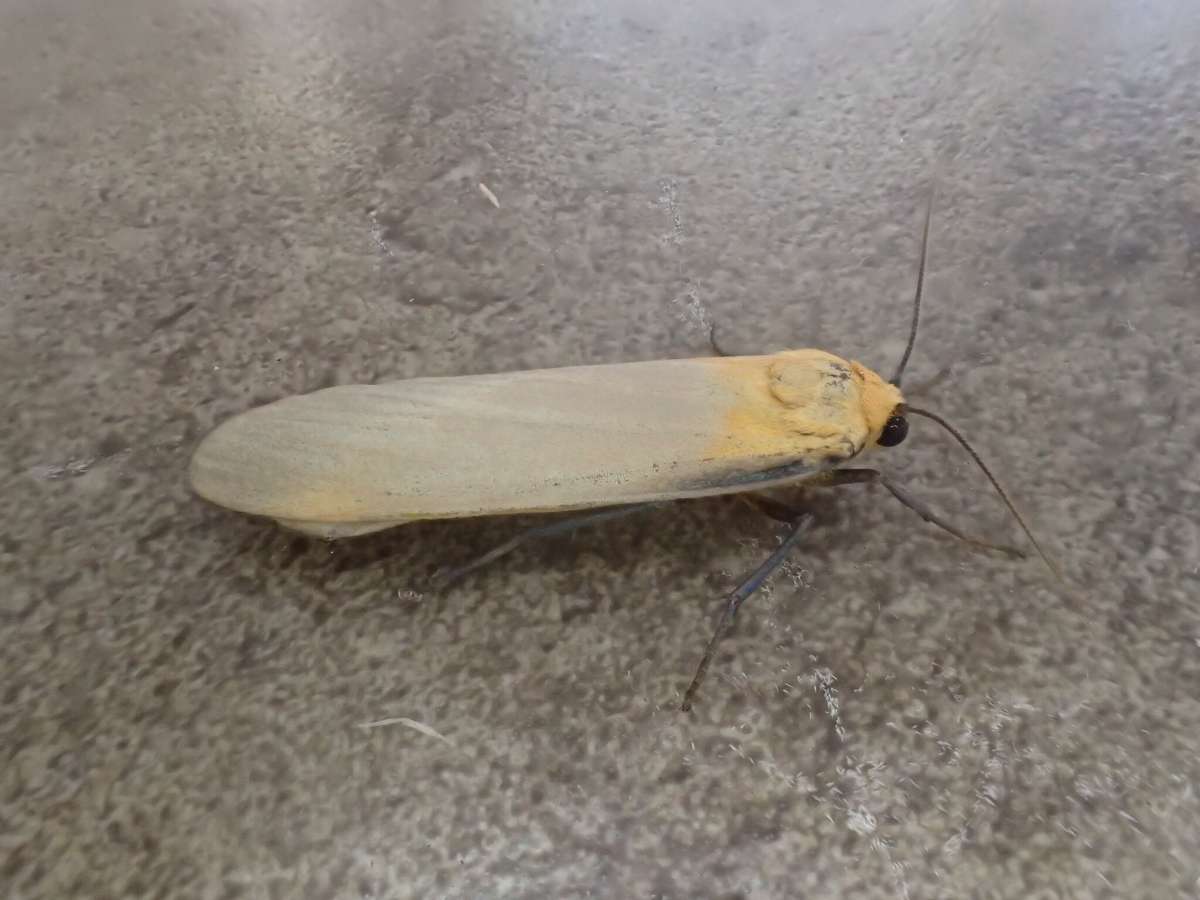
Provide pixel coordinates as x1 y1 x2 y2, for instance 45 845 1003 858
3 0 1199 897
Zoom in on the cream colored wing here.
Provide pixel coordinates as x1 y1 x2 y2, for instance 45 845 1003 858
188 351 884 537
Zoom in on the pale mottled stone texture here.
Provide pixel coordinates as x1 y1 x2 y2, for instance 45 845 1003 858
2 1 1198 898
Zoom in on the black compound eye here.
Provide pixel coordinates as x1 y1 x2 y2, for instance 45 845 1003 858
878 414 909 447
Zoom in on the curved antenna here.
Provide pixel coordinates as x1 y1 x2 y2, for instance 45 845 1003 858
907 406 1062 582
890 184 936 386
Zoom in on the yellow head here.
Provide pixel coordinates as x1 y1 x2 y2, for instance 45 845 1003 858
758 349 907 462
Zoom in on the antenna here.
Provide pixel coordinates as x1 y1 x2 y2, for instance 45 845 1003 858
906 406 1062 582
891 184 935 386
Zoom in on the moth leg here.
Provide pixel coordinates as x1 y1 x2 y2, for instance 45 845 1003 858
682 514 812 712
816 468 1025 559
433 502 663 589
737 492 807 524
708 323 734 358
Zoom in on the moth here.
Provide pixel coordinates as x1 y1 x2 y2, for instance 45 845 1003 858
190 187 1057 709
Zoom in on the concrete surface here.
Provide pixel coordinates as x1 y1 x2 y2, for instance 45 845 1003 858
3 0 1199 897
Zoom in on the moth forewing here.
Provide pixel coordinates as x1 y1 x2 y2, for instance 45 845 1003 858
188 350 900 536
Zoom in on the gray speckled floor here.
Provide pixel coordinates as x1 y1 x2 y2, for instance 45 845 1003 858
3 0 1199 897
